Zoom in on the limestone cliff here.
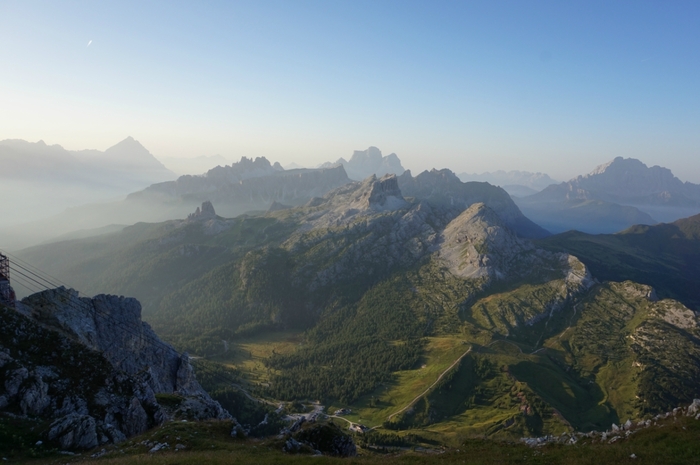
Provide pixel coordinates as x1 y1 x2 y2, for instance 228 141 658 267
0 289 229 451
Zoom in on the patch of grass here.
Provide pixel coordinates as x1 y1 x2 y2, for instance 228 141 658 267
222 330 303 385
337 337 468 427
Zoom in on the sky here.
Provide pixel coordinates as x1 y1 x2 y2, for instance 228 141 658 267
1 0 699 182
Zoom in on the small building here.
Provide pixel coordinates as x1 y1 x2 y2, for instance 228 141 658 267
349 423 368 433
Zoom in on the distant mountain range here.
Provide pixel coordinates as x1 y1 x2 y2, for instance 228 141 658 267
157 154 231 176
515 157 700 233
0 137 176 227
0 155 349 250
319 146 405 181
1 137 175 186
457 170 559 197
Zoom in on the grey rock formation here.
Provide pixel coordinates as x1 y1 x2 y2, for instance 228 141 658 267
319 146 405 181
280 175 561 306
23 288 222 405
0 303 163 450
439 203 537 280
188 200 217 220
48 414 99 450
0 287 229 451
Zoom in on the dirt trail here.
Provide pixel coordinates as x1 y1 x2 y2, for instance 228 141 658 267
386 346 472 422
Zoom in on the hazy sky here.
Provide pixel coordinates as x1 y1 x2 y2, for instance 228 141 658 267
2 1 699 182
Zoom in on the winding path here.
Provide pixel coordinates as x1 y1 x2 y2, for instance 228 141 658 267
386 346 472 422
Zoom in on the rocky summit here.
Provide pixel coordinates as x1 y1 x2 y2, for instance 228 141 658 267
319 146 406 181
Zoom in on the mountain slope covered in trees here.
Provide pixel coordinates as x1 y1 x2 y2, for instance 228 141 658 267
14 172 700 442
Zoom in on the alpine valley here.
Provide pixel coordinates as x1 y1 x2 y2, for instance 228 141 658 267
5 148 700 463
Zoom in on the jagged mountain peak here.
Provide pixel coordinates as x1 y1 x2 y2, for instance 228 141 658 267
296 174 411 231
584 156 675 180
204 155 279 180
321 146 405 181
351 174 408 212
187 200 217 221
414 167 462 184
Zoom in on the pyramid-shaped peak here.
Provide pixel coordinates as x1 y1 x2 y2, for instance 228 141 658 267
104 137 152 157
439 202 534 280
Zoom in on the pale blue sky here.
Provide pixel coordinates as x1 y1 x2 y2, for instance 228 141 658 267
1 1 699 181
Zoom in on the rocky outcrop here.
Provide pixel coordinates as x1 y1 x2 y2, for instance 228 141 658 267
291 423 357 457
521 399 700 447
22 288 223 406
350 174 408 212
438 203 538 280
188 200 217 220
0 304 163 450
0 287 229 451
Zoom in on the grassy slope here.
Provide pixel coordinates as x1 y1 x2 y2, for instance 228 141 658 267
537 215 700 310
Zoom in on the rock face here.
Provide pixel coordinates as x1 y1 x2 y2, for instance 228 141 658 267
351 174 408 212
188 200 217 220
439 203 538 280
22 288 223 404
0 288 229 451
319 146 405 181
